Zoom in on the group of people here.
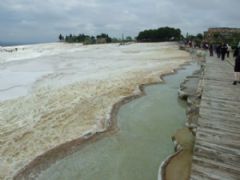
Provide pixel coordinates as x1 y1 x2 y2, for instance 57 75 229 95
208 43 230 60
208 42 240 85
185 40 240 85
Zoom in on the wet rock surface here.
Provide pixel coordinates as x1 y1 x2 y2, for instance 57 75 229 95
160 59 205 180
165 128 195 180
179 64 204 128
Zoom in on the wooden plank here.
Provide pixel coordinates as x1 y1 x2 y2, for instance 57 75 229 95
202 90 240 101
201 96 240 109
191 163 239 180
190 56 240 180
194 140 240 156
199 107 240 121
192 157 240 176
204 80 237 87
197 118 240 134
196 128 240 146
193 146 240 169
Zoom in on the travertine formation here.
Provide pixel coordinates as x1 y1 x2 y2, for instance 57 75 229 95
0 42 190 179
159 59 204 180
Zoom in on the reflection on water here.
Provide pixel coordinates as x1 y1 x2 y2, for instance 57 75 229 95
37 63 199 180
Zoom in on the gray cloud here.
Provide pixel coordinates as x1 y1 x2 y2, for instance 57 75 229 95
0 0 239 43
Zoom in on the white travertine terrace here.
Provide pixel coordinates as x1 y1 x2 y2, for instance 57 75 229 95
0 42 190 179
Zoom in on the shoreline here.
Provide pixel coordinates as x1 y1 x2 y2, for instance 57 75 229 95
159 49 205 180
13 60 193 180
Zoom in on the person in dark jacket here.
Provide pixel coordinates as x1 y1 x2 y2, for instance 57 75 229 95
209 44 214 56
216 44 221 58
220 43 228 60
233 46 240 85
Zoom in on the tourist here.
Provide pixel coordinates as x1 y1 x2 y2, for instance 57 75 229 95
189 41 192 48
209 44 214 56
226 44 231 58
220 43 228 60
216 44 221 58
233 45 240 85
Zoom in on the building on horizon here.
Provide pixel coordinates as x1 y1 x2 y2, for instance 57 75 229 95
204 27 240 46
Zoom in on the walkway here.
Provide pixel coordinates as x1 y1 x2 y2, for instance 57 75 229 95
190 55 240 179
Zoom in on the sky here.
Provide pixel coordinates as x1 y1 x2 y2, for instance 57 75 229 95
0 0 239 43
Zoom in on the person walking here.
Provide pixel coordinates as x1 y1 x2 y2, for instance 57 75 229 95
216 44 221 58
220 43 228 61
233 45 240 85
226 44 231 58
209 44 214 56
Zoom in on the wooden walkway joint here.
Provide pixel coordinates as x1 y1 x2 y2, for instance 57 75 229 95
190 56 240 180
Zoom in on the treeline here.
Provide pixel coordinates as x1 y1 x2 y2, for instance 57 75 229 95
136 27 182 42
59 33 133 44
59 27 183 44
64 34 96 44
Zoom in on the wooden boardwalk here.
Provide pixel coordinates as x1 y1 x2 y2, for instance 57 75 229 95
190 56 240 180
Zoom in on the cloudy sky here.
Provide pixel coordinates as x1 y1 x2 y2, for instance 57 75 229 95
0 0 239 43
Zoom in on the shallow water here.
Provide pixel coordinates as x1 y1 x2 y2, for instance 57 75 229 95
37 62 199 180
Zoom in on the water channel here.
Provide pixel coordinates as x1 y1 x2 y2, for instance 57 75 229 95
37 62 199 180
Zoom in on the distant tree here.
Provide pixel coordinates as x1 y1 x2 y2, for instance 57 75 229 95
136 27 182 42
196 33 203 40
83 36 96 45
65 33 83 43
58 34 64 41
185 33 204 47
63 32 116 44
111 38 121 43
76 34 88 42
96 33 112 43
126 36 133 42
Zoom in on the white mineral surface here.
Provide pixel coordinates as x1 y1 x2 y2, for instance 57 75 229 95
0 42 190 179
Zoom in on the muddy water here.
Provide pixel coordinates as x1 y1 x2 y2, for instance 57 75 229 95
36 63 199 180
